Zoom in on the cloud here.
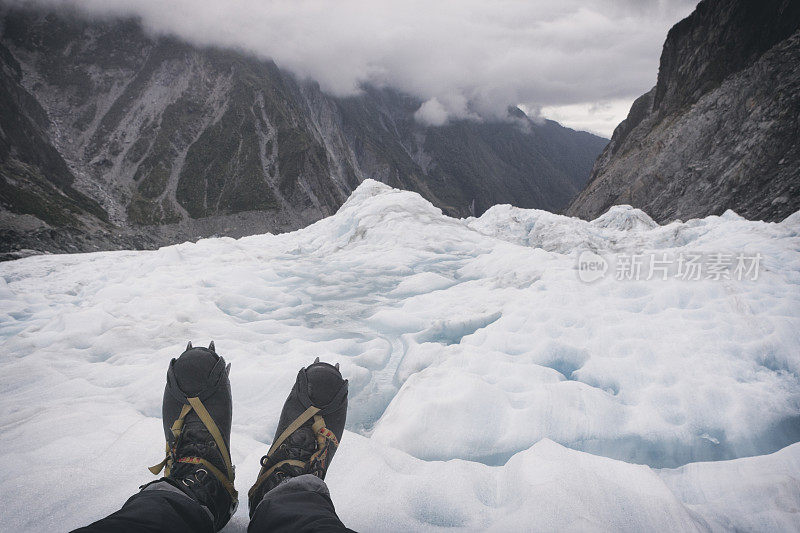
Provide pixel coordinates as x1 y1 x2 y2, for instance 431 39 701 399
11 0 697 135
415 98 449 127
540 99 639 137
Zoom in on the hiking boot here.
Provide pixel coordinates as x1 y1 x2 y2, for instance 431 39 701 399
248 359 348 517
148 341 238 530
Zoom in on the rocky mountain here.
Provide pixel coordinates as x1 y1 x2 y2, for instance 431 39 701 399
0 7 607 257
567 0 800 223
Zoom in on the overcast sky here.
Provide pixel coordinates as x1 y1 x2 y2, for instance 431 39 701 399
24 0 697 137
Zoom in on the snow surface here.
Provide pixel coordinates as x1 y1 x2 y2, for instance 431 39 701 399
1 179 799 531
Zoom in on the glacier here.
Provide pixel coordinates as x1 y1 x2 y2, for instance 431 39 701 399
1 179 799 531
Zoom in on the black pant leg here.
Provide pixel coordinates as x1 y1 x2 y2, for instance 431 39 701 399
249 474 353 533
72 481 215 533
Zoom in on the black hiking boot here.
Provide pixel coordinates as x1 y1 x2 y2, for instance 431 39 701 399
248 358 348 518
148 341 238 531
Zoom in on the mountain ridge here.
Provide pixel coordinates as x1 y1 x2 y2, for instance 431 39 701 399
567 0 800 223
0 6 607 257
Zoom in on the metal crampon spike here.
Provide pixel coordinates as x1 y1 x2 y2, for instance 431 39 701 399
186 341 193 350
209 340 215 352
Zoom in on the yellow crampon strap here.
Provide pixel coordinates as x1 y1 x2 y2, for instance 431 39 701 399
247 459 307 499
176 456 237 498
149 404 193 476
148 455 169 476
149 398 238 502
187 397 235 483
308 414 339 465
265 406 321 459
311 414 339 448
248 407 340 499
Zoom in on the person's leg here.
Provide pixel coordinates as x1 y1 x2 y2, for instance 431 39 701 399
72 481 214 533
247 359 352 532
248 474 352 533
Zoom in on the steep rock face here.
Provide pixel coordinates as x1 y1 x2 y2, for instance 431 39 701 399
0 8 607 256
0 34 147 256
2 11 348 232
567 0 800 223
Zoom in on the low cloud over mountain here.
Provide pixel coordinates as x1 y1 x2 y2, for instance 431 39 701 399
8 0 696 135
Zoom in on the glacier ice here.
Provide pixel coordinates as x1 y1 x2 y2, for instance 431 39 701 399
1 179 799 531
